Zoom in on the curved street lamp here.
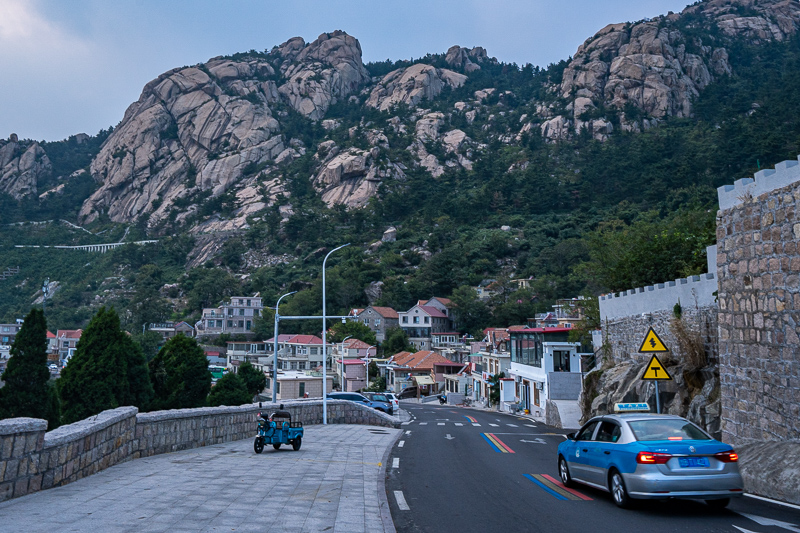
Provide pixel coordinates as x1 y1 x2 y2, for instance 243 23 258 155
272 291 296 403
322 243 350 424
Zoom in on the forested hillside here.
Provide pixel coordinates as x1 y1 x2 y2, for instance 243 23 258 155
1 0 800 337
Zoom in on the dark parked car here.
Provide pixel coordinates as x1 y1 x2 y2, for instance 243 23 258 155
327 392 392 414
362 392 395 415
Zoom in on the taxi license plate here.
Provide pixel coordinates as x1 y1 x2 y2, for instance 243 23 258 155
679 457 709 468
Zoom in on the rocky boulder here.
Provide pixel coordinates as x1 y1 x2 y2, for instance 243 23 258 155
366 64 467 112
445 45 492 72
0 137 51 200
312 147 404 208
272 31 371 120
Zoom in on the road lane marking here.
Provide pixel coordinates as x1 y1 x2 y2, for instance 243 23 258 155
454 423 463 426
482 433 515 453
472 423 481 427
523 474 568 500
525 424 537 428
507 424 518 427
489 423 499 427
405 431 411 435
437 422 445 426
394 491 410 511
401 422 411 425
445 434 454 440
464 416 478 423
541 474 593 501
520 438 547 444
398 441 405 448
419 422 427 425
392 458 399 469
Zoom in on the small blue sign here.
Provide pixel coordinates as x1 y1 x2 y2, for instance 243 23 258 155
614 402 650 413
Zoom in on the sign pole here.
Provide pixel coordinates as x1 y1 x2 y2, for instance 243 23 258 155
654 381 660 414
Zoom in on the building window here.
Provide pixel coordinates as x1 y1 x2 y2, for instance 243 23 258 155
424 316 429 324
310 347 318 355
239 309 245 316
247 299 251 306
238 299 243 305
246 321 251 331
364 318 370 325
227 320 233 328
291 362 298 370
299 382 305 397
299 362 306 370
402 316 408 323
375 319 381 327
276 381 280 394
265 378 270 389
413 316 419 324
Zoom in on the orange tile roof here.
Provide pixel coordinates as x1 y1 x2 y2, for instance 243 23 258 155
392 350 458 371
344 339 373 350
369 306 399 319
56 329 83 339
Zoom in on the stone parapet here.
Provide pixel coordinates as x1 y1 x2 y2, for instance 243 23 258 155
600 273 717 321
0 399 398 503
717 156 800 211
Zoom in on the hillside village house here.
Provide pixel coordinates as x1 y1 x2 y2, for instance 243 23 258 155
57 329 83 363
385 350 464 396
508 327 582 417
0 320 23 347
197 294 263 337
147 321 195 342
339 359 368 392
398 299 454 351
340 338 377 358
352 306 399 342
261 370 334 400
470 350 512 405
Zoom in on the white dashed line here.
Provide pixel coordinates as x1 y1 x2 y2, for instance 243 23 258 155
489 423 499 427
401 422 411 425
394 490 410 511
454 423 463 426
437 422 445 426
405 430 411 435
398 441 405 448
507 424 518 427
419 422 427 425
472 423 481 427
392 458 400 469
525 424 537 428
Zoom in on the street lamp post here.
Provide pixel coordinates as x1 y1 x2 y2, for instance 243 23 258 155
272 291 296 403
322 243 350 425
338 335 352 390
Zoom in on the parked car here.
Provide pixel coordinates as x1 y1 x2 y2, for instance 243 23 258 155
326 392 392 415
381 392 400 412
397 386 417 400
557 414 743 509
362 392 395 415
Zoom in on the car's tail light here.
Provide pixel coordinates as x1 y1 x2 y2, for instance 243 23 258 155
637 451 672 464
714 450 739 463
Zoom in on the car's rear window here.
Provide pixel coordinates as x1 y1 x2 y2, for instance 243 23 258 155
628 419 711 441
371 395 388 402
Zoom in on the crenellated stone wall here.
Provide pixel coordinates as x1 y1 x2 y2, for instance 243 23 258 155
716 156 800 444
0 399 398 503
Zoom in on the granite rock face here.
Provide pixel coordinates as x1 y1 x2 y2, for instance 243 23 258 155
366 64 467 112
0 138 52 200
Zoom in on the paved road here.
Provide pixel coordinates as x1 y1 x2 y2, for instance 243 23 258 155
386 404 800 533
0 424 400 533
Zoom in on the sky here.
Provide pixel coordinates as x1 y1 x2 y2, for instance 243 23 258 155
0 0 693 142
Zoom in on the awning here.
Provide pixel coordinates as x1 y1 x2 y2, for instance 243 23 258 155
414 375 435 385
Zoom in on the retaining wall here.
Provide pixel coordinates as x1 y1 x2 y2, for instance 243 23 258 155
0 399 398 502
717 156 800 444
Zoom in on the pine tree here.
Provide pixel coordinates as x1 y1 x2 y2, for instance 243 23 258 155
0 308 51 421
148 334 211 410
58 306 153 424
207 373 251 407
238 361 266 398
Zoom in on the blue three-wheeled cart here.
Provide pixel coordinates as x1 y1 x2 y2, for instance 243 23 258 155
254 405 303 453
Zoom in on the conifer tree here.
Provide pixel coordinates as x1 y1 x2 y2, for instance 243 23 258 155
58 306 153 424
206 373 251 407
237 361 266 398
148 334 211 410
0 308 51 421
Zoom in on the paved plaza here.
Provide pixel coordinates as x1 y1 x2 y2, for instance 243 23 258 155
0 424 401 533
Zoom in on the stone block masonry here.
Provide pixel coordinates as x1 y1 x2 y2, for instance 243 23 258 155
0 399 398 502
717 156 800 444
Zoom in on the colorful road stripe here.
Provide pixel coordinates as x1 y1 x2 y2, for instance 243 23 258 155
481 433 515 453
540 474 593 501
464 415 478 423
523 474 592 501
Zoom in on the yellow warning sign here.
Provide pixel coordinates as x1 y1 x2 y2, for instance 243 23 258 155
638 327 668 353
641 354 672 381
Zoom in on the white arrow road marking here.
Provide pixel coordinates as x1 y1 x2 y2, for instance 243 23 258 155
445 434 454 440
507 424 518 427
733 527 761 533
392 458 399 469
488 423 499 427
741 513 800 532
405 430 411 435
394 490 410 511
520 438 547 444
398 441 405 448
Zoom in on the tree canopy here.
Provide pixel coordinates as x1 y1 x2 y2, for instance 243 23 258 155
207 373 251 407
148 334 211 410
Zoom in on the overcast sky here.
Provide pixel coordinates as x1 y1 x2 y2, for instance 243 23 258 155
1 0 693 142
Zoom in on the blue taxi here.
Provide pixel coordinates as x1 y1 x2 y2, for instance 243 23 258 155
557 414 743 509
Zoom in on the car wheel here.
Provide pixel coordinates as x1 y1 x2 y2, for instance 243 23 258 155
558 456 574 488
253 437 264 454
273 443 281 450
292 437 302 451
610 469 632 509
706 498 730 510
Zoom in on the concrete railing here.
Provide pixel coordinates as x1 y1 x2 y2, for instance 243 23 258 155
0 399 398 503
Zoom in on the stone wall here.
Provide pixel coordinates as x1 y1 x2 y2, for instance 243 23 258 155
0 399 398 503
716 156 800 444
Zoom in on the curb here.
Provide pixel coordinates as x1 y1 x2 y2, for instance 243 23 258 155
378 428 402 533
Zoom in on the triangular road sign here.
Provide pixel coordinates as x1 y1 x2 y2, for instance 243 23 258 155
641 354 672 381
638 327 668 353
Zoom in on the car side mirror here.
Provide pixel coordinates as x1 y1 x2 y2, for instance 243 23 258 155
566 432 576 441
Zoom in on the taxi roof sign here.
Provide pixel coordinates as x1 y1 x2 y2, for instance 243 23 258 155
614 403 650 413
638 327 668 353
641 354 673 381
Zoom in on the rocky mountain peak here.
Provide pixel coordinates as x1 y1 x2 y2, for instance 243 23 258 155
0 136 51 200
